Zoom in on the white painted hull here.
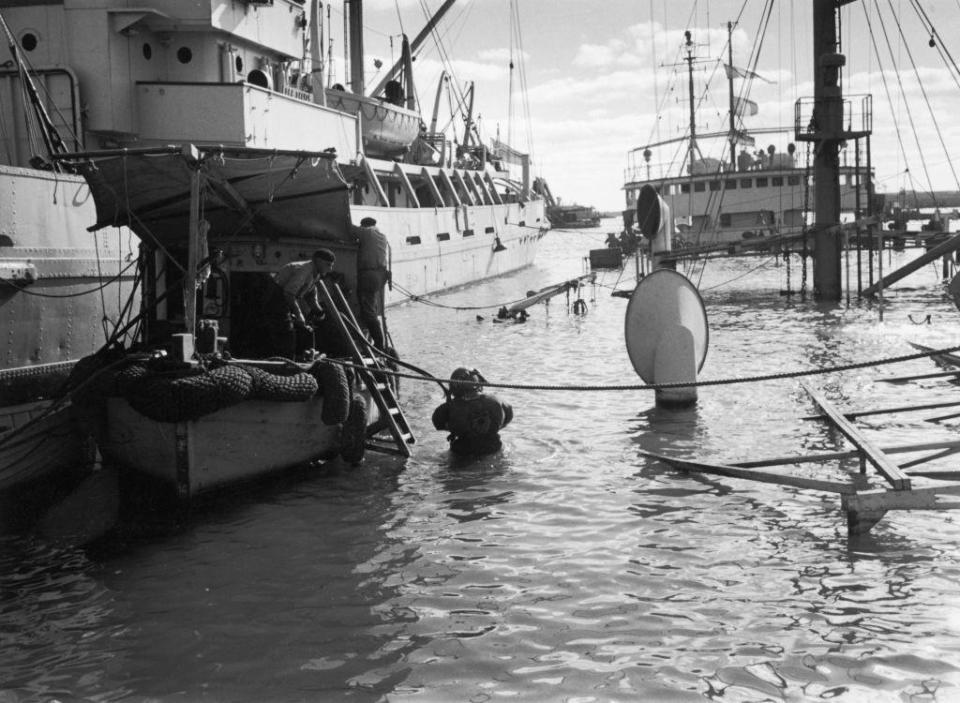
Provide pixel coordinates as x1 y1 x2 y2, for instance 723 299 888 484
624 166 872 246
354 202 547 305
100 396 370 497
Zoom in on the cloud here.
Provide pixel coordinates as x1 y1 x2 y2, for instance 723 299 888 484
572 40 627 69
477 47 529 64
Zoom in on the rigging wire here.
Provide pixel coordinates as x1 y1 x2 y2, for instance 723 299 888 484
908 0 960 88
880 0 960 195
860 4 915 201
871 1 937 199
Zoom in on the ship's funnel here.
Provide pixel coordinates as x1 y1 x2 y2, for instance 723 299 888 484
636 184 672 266
624 269 708 408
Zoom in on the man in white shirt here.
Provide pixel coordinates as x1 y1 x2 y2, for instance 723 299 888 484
265 249 336 359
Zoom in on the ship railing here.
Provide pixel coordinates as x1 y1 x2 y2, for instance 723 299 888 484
794 93 873 142
282 85 313 102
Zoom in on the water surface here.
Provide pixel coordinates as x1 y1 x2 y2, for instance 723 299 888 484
4 222 960 702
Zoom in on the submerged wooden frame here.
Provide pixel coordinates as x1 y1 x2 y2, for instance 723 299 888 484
642 379 960 535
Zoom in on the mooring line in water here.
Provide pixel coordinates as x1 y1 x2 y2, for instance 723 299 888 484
322 344 960 392
390 282 534 311
391 276 595 314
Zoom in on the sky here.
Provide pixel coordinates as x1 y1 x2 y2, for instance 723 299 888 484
339 0 960 213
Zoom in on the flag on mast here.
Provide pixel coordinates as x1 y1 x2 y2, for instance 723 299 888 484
724 64 773 84
733 97 759 117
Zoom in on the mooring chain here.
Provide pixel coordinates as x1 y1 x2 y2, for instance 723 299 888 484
324 344 960 392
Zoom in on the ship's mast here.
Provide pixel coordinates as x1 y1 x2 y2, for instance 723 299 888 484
727 22 737 171
369 0 458 98
346 0 364 94
811 0 846 300
684 30 698 173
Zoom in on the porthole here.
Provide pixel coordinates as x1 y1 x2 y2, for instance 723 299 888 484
177 46 192 64
20 32 38 52
142 43 152 60
235 55 243 74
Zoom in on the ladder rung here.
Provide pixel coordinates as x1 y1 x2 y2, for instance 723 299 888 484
364 441 410 457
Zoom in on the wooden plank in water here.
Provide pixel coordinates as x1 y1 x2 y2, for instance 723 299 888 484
800 381 912 491
640 450 855 495
843 483 960 514
800 399 960 421
909 342 960 368
861 232 960 297
732 439 960 470
879 369 960 384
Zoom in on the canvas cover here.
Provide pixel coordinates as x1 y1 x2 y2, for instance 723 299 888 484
77 146 353 247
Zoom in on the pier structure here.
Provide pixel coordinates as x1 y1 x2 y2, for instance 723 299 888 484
796 0 873 301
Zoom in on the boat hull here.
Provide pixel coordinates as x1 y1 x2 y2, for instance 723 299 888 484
353 202 547 305
0 400 87 491
100 396 371 497
0 165 138 493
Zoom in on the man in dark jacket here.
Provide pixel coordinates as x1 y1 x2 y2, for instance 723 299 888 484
353 216 391 349
432 368 513 456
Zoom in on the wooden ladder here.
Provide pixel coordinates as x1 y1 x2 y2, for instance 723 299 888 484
316 280 415 457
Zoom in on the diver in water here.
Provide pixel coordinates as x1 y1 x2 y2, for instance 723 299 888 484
432 367 513 456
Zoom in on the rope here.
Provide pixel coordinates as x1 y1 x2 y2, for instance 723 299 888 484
324 344 960 393
700 256 777 292
0 258 137 298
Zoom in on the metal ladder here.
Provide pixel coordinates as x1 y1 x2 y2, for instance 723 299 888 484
316 280 415 457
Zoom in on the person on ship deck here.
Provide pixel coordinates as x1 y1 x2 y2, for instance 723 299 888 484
263 249 337 360
352 217 392 351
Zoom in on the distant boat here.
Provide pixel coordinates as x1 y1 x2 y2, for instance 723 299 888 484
533 178 601 229
548 203 602 229
622 21 877 250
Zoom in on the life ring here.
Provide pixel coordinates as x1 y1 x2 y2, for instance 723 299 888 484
309 361 350 425
339 394 367 465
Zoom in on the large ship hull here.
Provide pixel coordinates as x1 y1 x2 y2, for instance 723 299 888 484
0 165 138 489
356 202 546 305
0 0 546 511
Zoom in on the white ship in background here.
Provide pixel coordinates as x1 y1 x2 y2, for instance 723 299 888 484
623 22 877 250
0 0 546 497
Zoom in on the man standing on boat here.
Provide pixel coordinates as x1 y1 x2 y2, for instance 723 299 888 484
265 249 337 359
353 217 392 350
432 368 513 456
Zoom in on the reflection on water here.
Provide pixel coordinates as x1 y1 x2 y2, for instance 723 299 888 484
4 224 960 701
